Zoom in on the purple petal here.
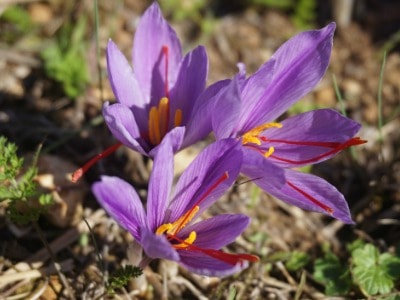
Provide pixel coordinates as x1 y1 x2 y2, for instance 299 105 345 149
212 75 242 139
148 126 185 157
239 23 336 132
183 79 230 148
92 176 147 240
147 135 174 230
167 139 242 222
132 2 182 104
264 109 361 167
169 45 208 126
106 40 146 113
106 40 148 130
179 251 249 277
265 169 354 223
240 147 286 190
102 102 149 155
237 58 276 128
179 214 249 249
140 228 180 261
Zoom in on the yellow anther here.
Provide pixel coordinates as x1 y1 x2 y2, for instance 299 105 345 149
158 97 169 138
174 109 183 127
264 146 275 158
242 122 282 145
148 106 160 145
170 205 199 235
156 223 173 235
155 206 200 236
147 97 184 146
173 231 197 249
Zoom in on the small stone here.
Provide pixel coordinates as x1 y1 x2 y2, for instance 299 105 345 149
314 85 336 107
28 3 53 24
342 79 362 101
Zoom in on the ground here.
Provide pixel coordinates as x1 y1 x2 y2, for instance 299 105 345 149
0 0 399 299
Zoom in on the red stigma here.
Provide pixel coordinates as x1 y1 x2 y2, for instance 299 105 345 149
175 172 229 232
167 234 259 265
71 142 122 182
287 181 334 214
270 137 367 165
162 45 169 98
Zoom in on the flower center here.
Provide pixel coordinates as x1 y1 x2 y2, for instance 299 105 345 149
156 205 199 249
241 122 282 158
156 172 229 250
155 171 259 265
146 45 183 146
147 97 183 146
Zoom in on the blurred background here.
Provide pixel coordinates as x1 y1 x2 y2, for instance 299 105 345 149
0 0 399 299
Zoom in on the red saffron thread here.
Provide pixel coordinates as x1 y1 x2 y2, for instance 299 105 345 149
71 142 122 182
162 45 169 98
270 137 366 165
167 234 259 265
175 172 229 233
287 181 334 214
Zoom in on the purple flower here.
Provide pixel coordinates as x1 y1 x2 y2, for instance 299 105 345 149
212 23 366 224
71 2 222 182
104 2 219 156
92 138 259 277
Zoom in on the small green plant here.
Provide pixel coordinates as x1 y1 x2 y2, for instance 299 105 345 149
292 0 316 29
313 241 400 297
160 0 207 22
106 265 143 294
247 0 316 29
41 16 89 98
0 5 34 42
267 250 310 272
285 251 310 272
250 0 294 10
0 136 52 224
352 243 400 296
313 246 352 295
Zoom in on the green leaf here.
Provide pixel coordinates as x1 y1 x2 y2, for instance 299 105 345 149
353 265 394 295
41 17 89 98
107 265 143 294
313 250 351 295
352 244 400 296
378 295 400 300
285 251 310 271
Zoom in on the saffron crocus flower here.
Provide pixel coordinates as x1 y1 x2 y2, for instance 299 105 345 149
92 138 258 277
104 2 219 155
71 2 222 182
212 23 366 224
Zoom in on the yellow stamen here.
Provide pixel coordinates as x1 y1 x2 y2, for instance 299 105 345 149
156 223 173 235
264 146 275 158
148 107 160 145
174 109 183 127
242 122 282 145
147 97 184 146
173 231 197 249
158 97 169 138
155 205 200 236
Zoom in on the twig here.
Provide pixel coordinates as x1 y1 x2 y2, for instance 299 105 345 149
32 221 74 298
